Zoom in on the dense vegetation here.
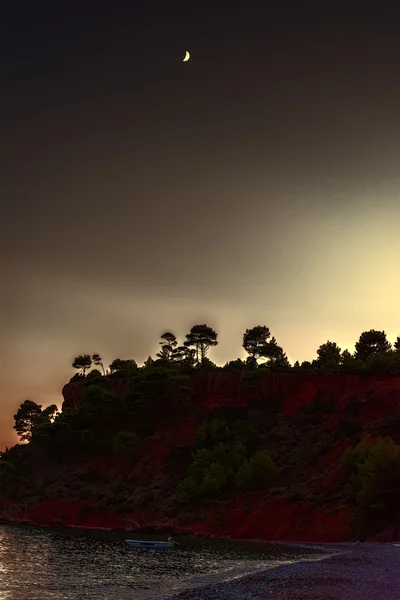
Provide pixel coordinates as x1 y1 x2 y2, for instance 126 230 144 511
1 324 400 540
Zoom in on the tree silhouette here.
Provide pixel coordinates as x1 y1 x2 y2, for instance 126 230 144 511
92 353 105 375
72 354 92 377
156 332 177 360
184 324 218 366
171 345 195 365
354 330 391 362
394 337 400 353
109 358 137 373
316 341 342 368
242 325 271 368
262 337 291 369
13 400 43 441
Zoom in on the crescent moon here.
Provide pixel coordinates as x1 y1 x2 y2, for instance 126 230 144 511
183 50 190 62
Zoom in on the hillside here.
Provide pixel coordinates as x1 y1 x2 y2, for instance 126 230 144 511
1 368 400 542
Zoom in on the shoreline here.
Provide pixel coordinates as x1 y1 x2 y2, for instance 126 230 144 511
160 542 400 600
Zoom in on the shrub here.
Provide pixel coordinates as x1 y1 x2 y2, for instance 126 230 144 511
341 437 400 515
176 477 200 502
301 392 336 416
114 431 139 455
86 369 103 379
196 419 231 449
69 373 85 383
237 450 277 491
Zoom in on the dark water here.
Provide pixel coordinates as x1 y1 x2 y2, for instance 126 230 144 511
0 525 325 599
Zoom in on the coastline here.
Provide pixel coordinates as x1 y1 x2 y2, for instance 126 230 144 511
160 542 400 600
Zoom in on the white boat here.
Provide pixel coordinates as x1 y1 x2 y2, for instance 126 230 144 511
125 536 178 549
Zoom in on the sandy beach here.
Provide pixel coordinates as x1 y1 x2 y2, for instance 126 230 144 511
161 542 400 600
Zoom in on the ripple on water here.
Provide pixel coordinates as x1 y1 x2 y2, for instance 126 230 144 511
0 525 326 600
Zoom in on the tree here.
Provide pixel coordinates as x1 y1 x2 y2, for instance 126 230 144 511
13 400 43 442
394 337 400 353
109 358 137 373
144 356 154 367
92 353 105 375
41 404 59 422
341 349 353 362
340 437 400 529
315 340 342 368
242 325 271 368
72 354 92 377
237 450 277 491
156 332 178 360
222 358 248 371
300 360 312 370
171 345 195 365
184 324 218 366
260 336 290 369
354 330 392 362
113 431 140 464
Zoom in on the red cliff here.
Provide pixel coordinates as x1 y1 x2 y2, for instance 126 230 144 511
2 372 400 542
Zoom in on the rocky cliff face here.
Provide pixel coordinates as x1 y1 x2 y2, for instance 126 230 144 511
2 372 400 542
62 371 400 421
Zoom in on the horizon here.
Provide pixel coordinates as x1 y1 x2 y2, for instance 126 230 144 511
2 3 400 448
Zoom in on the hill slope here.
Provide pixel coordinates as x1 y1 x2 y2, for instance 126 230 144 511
1 370 400 542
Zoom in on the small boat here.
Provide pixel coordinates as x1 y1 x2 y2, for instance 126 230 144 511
125 536 178 549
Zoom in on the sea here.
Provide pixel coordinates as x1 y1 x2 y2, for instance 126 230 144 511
0 525 326 599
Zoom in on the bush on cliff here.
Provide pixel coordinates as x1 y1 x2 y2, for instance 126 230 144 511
341 436 400 534
236 449 277 491
176 442 247 501
364 351 400 373
300 390 336 417
69 373 85 383
176 440 277 501
196 419 232 449
113 431 140 464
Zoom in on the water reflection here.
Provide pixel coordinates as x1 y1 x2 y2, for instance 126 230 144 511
0 526 324 600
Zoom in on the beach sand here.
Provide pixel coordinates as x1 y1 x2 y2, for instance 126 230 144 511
161 542 400 600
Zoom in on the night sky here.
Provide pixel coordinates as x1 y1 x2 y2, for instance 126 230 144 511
2 2 400 447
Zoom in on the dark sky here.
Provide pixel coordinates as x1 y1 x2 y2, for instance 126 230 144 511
2 2 400 447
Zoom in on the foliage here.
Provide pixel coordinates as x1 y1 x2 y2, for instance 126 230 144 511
260 337 291 370
92 353 105 374
354 330 392 362
341 437 400 519
144 356 154 367
196 419 232 449
156 332 178 360
175 476 199 502
364 351 400 373
236 450 277 491
222 358 248 371
69 373 85 383
170 345 195 368
300 391 336 416
72 354 92 376
109 358 137 373
127 363 193 414
176 440 248 501
80 384 123 430
242 325 271 368
184 324 218 367
113 431 140 460
176 425 277 502
86 369 103 380
315 341 342 369
13 400 44 441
